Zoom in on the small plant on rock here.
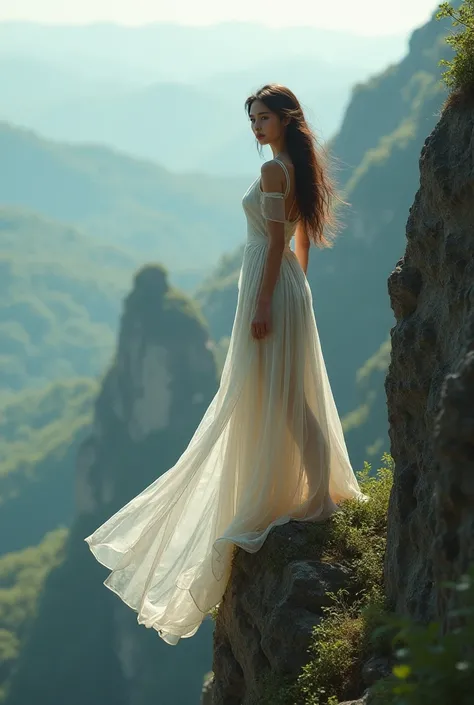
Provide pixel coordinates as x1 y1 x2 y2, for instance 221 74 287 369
294 455 394 705
371 565 474 705
437 1 474 92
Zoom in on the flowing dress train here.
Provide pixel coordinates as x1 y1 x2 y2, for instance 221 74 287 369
84 158 367 645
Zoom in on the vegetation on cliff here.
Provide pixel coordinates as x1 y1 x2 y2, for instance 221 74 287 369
437 0 474 92
263 464 474 705
253 456 393 705
295 459 393 705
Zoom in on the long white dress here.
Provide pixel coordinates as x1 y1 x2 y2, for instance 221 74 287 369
84 158 366 645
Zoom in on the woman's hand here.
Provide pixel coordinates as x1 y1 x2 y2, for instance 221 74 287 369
251 298 272 340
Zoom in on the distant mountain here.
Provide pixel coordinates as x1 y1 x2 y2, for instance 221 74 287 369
190 56 372 174
0 21 410 174
0 528 68 702
8 63 350 176
342 338 391 469
0 21 408 84
0 122 249 273
0 379 96 554
26 81 251 175
0 206 134 391
310 12 451 409
0 53 131 122
3 266 218 705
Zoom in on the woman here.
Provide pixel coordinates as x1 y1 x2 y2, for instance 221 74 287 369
85 83 366 645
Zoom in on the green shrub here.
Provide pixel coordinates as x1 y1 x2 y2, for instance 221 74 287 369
437 1 474 92
291 456 393 705
298 594 365 705
371 565 474 705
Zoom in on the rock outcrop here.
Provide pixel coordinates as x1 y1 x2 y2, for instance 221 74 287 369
384 93 474 625
6 265 218 705
210 521 352 705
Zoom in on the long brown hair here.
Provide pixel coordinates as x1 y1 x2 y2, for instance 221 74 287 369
245 83 339 248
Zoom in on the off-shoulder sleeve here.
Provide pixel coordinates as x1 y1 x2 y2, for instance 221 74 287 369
260 191 286 223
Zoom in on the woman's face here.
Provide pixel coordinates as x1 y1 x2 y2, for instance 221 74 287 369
248 99 285 147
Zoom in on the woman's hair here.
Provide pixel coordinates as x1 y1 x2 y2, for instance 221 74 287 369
245 83 340 248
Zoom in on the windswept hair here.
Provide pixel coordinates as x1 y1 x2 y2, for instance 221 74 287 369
245 83 341 248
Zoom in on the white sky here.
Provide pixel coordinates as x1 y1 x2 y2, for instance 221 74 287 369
0 0 439 36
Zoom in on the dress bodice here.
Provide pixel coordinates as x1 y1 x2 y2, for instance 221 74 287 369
242 159 298 251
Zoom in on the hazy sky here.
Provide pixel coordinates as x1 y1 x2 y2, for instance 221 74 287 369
1 0 439 36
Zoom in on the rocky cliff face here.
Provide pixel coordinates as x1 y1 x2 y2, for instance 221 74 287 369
6 265 218 705
384 93 474 625
211 522 352 705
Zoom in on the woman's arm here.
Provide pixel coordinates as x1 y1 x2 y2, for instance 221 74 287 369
250 161 286 340
294 220 310 275
257 160 286 304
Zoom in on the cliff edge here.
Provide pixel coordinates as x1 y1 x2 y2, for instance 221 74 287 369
384 92 474 625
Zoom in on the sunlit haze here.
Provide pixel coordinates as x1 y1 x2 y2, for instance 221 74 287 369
1 0 439 36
